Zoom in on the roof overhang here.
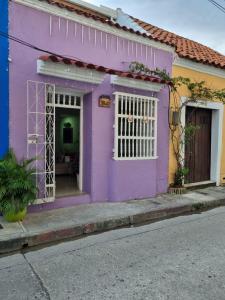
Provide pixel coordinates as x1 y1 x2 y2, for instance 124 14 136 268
37 55 170 88
174 57 225 79
37 59 105 84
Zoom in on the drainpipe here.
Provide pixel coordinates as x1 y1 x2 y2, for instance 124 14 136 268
0 0 9 158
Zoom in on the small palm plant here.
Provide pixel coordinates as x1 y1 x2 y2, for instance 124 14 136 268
0 149 37 221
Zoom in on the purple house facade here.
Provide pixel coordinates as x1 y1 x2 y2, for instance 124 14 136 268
9 0 174 211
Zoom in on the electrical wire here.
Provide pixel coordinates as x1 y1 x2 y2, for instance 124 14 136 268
0 30 92 63
0 31 63 57
207 0 225 13
208 0 225 11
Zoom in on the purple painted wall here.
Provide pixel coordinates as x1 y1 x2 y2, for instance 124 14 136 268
9 1 173 211
91 81 170 202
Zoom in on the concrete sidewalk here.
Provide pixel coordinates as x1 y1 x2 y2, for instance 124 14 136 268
1 186 225 255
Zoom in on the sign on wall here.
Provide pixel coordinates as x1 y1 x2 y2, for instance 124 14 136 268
99 95 111 108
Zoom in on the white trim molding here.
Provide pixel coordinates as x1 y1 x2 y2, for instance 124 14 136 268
180 97 224 186
14 0 174 53
111 75 164 92
174 57 225 79
37 59 105 84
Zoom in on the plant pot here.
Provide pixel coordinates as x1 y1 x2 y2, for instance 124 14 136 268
168 186 186 195
3 208 27 222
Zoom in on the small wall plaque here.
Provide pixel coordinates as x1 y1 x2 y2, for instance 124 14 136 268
99 95 111 108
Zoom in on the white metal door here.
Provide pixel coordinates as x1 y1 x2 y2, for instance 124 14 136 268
27 81 55 203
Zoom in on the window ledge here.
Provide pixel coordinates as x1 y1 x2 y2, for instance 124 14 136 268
113 156 159 161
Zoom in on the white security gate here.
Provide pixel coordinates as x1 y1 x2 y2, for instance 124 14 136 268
27 81 55 203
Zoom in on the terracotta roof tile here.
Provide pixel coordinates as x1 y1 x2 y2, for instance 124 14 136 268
133 18 225 70
39 55 172 85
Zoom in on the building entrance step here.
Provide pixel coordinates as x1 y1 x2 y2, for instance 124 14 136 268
184 181 216 190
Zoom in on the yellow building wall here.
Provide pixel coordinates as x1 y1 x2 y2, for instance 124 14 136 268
169 65 225 185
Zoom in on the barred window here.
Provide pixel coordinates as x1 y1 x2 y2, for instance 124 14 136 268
114 92 158 160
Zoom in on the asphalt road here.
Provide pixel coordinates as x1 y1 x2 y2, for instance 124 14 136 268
1 206 225 300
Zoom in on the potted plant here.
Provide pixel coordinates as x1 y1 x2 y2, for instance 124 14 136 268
0 149 37 222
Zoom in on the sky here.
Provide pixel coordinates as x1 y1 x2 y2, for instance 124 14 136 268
82 0 225 54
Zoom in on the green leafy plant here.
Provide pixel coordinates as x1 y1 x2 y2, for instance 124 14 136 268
0 149 37 215
174 167 189 187
184 124 200 143
129 61 172 82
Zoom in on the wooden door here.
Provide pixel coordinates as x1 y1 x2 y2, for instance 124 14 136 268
185 107 212 183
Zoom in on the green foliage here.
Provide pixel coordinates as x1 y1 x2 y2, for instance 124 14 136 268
129 61 148 74
129 61 171 82
152 68 172 82
171 76 225 102
174 167 189 187
0 149 37 214
184 124 200 144
129 62 225 102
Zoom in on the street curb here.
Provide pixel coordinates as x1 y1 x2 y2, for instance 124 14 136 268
1 197 225 255
191 197 225 211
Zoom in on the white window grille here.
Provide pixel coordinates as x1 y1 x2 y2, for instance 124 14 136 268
53 89 82 109
114 92 158 160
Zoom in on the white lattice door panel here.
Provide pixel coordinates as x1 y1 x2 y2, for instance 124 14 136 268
27 81 55 203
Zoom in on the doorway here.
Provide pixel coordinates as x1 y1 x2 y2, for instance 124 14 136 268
185 107 212 183
27 82 84 203
181 99 223 186
55 107 81 197
54 89 83 197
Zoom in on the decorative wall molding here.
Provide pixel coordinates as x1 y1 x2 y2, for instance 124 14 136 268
14 0 174 53
37 60 105 84
174 57 225 79
111 75 164 92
